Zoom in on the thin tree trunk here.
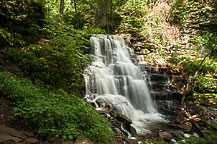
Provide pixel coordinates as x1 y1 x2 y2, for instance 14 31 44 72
110 0 113 32
181 54 208 108
74 0 79 29
106 0 109 33
60 0 64 20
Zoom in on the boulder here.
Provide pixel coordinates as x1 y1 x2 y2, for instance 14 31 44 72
21 130 35 137
75 136 94 144
110 111 132 132
110 111 132 124
95 98 106 108
168 123 192 132
130 126 137 137
170 138 177 144
0 124 27 139
172 130 185 141
158 131 173 142
0 133 22 143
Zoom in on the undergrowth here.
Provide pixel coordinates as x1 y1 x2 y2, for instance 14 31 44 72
0 71 114 143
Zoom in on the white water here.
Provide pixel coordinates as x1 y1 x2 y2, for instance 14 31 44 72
85 35 166 135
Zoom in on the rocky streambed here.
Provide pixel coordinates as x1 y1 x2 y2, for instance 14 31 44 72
90 97 217 144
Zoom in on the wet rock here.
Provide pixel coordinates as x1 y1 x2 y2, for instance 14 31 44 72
192 132 200 138
25 138 39 143
96 107 109 115
89 102 96 108
130 126 137 137
110 111 132 124
0 124 27 139
158 131 173 142
184 133 191 138
75 136 94 144
95 98 106 108
172 130 185 141
110 111 132 132
168 123 192 132
170 138 177 144
0 133 22 143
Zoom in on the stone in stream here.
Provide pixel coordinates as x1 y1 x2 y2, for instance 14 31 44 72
75 136 94 144
168 123 192 132
95 98 106 108
158 131 173 142
130 125 137 137
169 138 177 144
172 130 185 141
110 110 132 133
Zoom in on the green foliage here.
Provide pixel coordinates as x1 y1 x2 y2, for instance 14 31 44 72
22 24 104 91
193 92 217 103
193 31 217 58
169 54 217 102
141 138 168 144
170 55 217 75
178 137 212 144
178 121 217 144
0 71 114 143
117 0 175 55
0 27 25 47
4 48 22 63
0 0 44 47
194 74 217 91
117 0 148 30
171 0 217 26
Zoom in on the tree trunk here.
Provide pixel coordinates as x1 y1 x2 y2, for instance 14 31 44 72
74 0 79 29
60 0 64 19
110 0 113 32
181 54 208 108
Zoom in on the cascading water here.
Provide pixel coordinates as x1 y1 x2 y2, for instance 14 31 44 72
85 35 166 135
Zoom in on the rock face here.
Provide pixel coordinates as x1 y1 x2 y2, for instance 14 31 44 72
0 124 39 144
139 61 183 112
0 133 22 143
110 110 132 132
0 124 27 139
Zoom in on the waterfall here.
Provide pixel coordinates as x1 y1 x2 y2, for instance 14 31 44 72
85 35 166 135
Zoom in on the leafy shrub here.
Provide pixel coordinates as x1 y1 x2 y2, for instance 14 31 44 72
178 137 216 144
170 55 217 75
171 0 217 26
178 121 217 144
0 71 114 143
141 138 168 144
4 48 22 62
21 24 105 91
169 54 217 102
0 0 44 47
193 31 217 58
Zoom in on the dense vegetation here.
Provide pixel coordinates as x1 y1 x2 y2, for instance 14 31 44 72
0 0 216 143
0 0 113 143
0 71 113 142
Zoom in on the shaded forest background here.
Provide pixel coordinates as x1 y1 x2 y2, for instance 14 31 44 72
0 0 216 143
